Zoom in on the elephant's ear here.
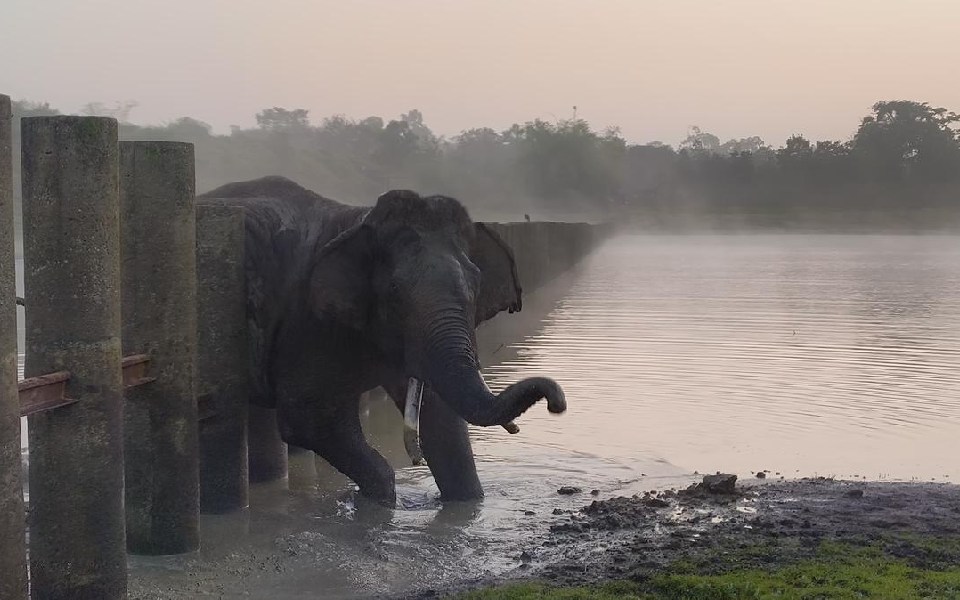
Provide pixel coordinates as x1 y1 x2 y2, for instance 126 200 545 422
471 223 522 325
310 223 374 331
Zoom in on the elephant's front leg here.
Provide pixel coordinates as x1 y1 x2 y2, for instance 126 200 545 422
277 394 397 504
419 388 484 501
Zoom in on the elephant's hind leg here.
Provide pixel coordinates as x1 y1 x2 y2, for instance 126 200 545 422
278 395 396 504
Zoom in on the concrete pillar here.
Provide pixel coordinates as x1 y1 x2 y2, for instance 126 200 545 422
248 404 288 483
120 141 200 554
21 116 126 599
196 204 250 513
0 94 28 600
287 445 317 489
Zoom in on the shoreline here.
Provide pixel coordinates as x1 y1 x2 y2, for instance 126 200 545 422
396 476 960 598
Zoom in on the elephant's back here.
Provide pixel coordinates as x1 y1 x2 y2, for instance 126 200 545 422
198 175 367 266
198 175 362 235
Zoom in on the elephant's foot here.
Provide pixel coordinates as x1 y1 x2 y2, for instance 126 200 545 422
313 441 397 505
356 476 398 506
307 432 397 505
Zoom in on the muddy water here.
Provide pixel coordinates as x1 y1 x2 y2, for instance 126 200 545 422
15 234 960 598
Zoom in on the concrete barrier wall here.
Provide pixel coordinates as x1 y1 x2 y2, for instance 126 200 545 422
483 221 614 295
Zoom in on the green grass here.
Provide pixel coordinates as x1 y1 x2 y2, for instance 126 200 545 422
457 581 646 600
458 540 960 599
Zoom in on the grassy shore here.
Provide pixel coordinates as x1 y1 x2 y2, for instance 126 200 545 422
432 478 960 600
459 537 960 599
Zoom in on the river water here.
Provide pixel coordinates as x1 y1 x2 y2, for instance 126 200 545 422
477 233 960 484
15 234 960 597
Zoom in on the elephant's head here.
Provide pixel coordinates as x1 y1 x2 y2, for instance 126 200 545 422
309 190 566 431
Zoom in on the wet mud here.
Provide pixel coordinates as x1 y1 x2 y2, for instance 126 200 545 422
397 476 960 598
128 475 960 599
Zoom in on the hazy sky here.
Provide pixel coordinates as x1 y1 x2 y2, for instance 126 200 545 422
3 0 958 146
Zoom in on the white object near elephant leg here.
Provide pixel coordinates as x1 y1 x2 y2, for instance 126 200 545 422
403 377 425 465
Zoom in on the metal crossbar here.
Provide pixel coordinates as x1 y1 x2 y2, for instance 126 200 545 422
18 354 156 417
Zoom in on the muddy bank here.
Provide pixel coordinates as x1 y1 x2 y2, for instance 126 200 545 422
126 469 960 599
398 476 960 598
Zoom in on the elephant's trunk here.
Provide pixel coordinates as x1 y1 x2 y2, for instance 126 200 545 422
421 308 566 427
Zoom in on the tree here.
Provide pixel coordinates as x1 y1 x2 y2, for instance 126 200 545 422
451 127 510 169
852 100 960 181
12 100 59 117
621 143 679 203
506 118 624 203
679 126 720 154
159 117 213 142
720 136 768 156
376 119 418 166
255 107 310 130
778 135 813 161
777 134 814 178
806 140 852 183
399 109 437 147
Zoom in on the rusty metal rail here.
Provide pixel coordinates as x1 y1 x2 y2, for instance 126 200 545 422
18 371 73 416
18 354 156 417
121 354 156 388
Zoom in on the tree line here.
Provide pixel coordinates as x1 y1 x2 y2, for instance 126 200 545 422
8 98 960 224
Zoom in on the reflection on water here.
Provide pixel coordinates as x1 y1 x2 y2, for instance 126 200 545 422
479 234 960 482
17 236 960 597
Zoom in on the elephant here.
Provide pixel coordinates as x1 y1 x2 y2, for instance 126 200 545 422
197 176 566 503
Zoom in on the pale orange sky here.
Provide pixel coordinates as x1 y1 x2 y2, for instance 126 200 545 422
2 0 958 146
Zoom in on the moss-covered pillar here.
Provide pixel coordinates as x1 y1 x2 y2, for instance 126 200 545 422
120 141 200 553
22 116 126 599
196 204 250 512
248 404 288 483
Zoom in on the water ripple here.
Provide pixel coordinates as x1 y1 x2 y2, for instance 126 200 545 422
477 234 960 481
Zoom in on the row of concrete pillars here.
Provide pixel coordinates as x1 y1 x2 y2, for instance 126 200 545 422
0 98 294 600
